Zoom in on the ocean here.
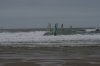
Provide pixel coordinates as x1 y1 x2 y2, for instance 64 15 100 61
0 28 100 66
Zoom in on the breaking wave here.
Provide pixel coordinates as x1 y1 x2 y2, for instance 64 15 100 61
0 31 100 47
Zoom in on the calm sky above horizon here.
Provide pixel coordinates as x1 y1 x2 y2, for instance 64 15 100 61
0 0 100 28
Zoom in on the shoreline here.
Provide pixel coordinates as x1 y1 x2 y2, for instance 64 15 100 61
2 61 100 66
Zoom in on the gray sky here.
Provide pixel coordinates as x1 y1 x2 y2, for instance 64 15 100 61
0 0 100 28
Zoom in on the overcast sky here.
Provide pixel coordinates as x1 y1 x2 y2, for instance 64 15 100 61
0 0 100 28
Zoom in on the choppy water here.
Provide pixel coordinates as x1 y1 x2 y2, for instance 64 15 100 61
0 31 100 46
0 29 100 66
0 46 100 66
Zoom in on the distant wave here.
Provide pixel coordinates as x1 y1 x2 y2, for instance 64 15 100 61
0 31 100 47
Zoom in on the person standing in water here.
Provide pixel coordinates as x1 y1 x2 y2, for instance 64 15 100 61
48 23 52 32
61 24 64 32
54 23 58 36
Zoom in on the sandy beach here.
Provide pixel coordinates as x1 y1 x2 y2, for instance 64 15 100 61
3 61 100 66
3 62 40 66
0 46 100 66
63 62 100 66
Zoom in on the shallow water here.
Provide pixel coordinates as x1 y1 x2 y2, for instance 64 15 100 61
0 46 100 66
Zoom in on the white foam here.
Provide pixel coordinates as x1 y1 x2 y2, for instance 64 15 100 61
85 29 96 32
0 31 100 46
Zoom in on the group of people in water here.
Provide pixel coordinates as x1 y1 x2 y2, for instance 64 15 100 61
47 23 100 36
48 23 64 36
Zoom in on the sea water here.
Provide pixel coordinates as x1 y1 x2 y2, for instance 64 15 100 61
0 29 100 66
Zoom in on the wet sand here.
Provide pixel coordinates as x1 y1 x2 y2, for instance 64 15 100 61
3 61 100 66
1 46 100 66
63 62 100 66
3 62 40 66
